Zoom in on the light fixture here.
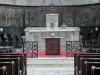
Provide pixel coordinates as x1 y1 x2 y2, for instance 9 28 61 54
0 28 3 32
95 27 98 31
91 30 92 33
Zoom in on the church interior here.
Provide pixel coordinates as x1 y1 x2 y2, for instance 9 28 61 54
0 0 100 75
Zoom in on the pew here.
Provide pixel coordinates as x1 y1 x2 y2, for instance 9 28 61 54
0 53 27 75
80 58 100 75
0 46 12 53
85 62 100 75
0 66 7 75
0 49 12 53
74 53 100 75
91 66 100 75
0 58 20 75
0 62 15 75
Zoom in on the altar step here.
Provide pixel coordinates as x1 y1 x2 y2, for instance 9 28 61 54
27 57 74 67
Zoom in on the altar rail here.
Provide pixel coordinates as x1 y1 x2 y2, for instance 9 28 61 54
0 40 100 58
66 40 100 57
66 40 100 49
66 41 83 57
23 41 38 58
0 41 38 58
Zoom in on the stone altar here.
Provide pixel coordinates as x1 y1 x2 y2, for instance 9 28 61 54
25 13 80 50
25 27 80 49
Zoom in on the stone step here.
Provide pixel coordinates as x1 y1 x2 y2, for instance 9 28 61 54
27 57 74 67
27 67 74 75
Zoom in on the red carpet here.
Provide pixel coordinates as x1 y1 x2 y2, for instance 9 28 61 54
38 50 66 57
14 49 86 57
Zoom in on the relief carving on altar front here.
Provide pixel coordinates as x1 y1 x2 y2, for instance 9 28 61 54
46 38 60 55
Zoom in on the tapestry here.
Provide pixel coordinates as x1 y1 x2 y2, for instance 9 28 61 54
0 4 99 27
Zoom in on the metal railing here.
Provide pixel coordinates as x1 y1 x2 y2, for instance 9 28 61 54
66 41 83 57
0 41 38 58
66 40 100 57
66 41 82 50
1 40 100 57
23 41 38 58
66 40 100 50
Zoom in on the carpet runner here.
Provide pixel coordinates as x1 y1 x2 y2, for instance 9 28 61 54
14 49 86 57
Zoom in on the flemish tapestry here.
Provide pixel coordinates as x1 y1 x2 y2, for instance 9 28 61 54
0 4 99 27
75 5 100 26
0 6 23 27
